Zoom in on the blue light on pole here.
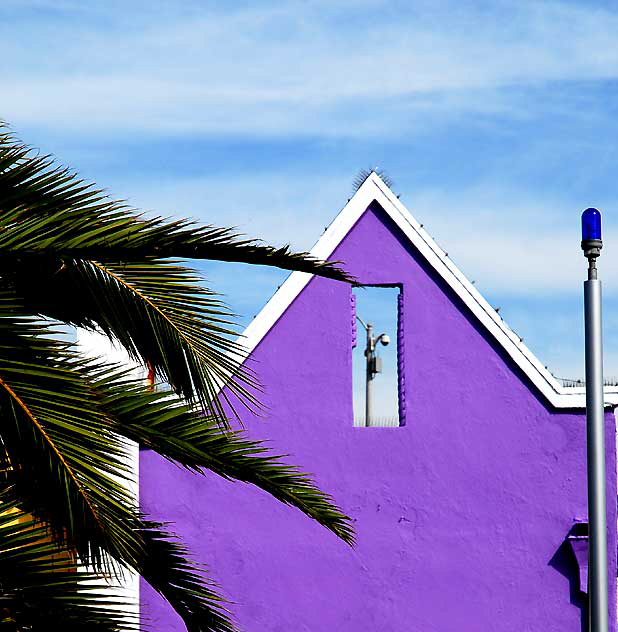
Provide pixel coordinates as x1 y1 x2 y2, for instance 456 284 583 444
582 208 603 275
581 205 609 632
582 207 602 241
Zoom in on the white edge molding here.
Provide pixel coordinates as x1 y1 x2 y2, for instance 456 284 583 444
236 172 618 410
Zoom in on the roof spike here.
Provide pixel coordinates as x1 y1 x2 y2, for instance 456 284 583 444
352 168 393 193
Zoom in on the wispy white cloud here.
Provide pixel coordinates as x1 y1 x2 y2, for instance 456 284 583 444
104 171 352 250
3 1 618 136
3 0 616 381
410 185 618 296
114 170 616 297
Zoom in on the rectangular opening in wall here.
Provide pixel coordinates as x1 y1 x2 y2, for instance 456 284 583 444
352 285 402 427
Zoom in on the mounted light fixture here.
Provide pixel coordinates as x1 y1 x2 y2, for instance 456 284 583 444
356 315 390 427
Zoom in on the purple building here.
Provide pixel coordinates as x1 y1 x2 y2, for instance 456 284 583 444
141 173 618 630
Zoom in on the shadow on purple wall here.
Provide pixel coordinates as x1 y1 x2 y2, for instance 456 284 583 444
549 528 589 631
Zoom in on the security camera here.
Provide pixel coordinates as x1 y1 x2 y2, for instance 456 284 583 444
379 334 390 346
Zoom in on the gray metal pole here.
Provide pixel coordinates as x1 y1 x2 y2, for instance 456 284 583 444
582 207 608 631
584 276 609 632
365 323 373 427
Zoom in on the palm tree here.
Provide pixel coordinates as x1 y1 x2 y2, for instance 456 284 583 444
0 127 354 631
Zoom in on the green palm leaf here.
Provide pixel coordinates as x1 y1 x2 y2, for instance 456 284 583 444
0 127 356 630
0 303 141 568
0 296 353 628
0 129 352 416
0 306 237 630
138 521 237 632
0 257 257 416
91 367 354 545
0 501 136 632
0 128 352 282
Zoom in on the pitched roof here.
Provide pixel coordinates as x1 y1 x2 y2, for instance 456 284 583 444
238 172 618 409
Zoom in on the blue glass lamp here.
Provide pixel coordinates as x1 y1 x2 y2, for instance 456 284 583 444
581 207 603 262
582 207 602 241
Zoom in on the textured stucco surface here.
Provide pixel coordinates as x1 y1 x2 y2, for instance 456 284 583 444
141 202 617 630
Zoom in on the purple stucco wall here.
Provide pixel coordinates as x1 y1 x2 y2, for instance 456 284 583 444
141 202 617 630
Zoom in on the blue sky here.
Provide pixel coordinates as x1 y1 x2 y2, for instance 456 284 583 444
4 0 618 380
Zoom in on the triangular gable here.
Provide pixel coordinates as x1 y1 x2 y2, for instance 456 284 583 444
238 172 618 409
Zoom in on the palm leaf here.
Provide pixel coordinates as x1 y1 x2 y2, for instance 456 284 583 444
0 310 144 568
0 501 136 631
91 367 354 544
138 521 237 632
0 127 352 282
0 306 244 630
0 127 356 630
0 128 353 415
0 257 257 417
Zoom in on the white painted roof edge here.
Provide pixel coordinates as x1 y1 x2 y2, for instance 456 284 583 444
237 172 618 409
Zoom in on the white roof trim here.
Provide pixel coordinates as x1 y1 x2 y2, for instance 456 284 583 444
238 172 618 409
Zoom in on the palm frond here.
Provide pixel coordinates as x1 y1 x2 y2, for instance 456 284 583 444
0 256 257 415
0 506 237 632
0 501 136 631
0 309 144 570
0 129 352 282
0 127 356 631
91 367 354 545
138 521 237 632
0 128 353 413
0 304 240 629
